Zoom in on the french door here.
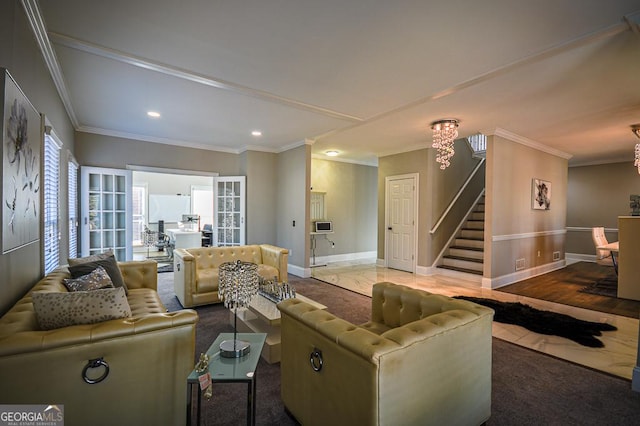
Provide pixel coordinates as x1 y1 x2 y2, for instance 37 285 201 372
80 166 132 260
214 176 245 246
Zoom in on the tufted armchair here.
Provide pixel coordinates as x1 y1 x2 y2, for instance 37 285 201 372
277 282 494 426
173 244 289 308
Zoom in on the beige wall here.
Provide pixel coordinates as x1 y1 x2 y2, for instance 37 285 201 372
310 158 377 258
485 135 568 279
566 162 637 256
0 1 75 315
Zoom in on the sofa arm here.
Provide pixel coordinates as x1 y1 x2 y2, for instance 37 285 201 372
260 244 289 281
118 260 158 290
173 248 196 308
0 309 198 357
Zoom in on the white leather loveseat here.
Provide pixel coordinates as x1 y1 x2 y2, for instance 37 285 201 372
173 244 289 308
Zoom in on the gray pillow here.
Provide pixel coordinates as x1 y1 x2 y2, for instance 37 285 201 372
68 251 127 293
32 287 132 330
63 266 114 292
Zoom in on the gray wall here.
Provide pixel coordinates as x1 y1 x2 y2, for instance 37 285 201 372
378 149 429 265
0 1 75 315
377 140 479 268
75 132 283 248
240 150 278 245
310 158 377 258
566 162 638 256
276 144 310 273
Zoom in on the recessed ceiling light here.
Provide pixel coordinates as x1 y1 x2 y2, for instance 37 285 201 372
147 111 161 118
251 130 262 137
326 150 339 157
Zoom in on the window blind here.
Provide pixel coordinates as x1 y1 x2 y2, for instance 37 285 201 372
44 133 61 274
68 157 78 259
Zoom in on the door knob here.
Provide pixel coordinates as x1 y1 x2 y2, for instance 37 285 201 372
387 227 392 230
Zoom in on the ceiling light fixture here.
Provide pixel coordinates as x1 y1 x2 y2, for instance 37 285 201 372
325 150 339 157
430 119 459 170
251 130 262 137
147 111 160 118
632 124 640 174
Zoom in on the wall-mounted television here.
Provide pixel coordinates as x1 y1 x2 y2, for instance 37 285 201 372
314 221 333 233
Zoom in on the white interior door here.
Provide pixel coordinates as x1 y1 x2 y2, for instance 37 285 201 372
386 175 417 272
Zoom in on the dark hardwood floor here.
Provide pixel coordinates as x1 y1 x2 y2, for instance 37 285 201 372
496 262 640 318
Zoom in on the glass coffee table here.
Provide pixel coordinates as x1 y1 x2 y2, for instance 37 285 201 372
232 294 326 363
187 332 267 426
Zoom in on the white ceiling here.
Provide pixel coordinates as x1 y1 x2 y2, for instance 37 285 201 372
34 0 640 166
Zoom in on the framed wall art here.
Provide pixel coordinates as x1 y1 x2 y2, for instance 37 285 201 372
1 69 41 253
532 178 551 210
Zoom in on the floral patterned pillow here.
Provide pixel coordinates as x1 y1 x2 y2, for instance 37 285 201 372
63 266 115 292
32 287 132 330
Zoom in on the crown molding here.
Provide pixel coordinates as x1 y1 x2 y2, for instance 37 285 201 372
311 154 378 167
20 0 79 128
77 126 241 154
48 32 363 123
484 127 573 160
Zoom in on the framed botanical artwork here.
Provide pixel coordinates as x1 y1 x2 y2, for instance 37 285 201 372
532 178 551 210
1 69 41 253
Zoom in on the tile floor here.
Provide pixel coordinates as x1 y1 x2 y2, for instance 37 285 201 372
312 259 639 380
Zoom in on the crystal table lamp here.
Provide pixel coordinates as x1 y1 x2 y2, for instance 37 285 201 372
218 260 260 358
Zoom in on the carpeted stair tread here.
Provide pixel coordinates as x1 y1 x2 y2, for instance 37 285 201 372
450 245 484 251
443 255 483 263
437 265 483 275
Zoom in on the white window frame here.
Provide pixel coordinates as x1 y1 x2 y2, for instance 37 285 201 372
44 127 62 273
132 183 147 246
68 152 79 259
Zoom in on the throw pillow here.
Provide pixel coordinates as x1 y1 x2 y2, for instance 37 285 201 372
32 287 132 330
63 266 115 292
68 251 128 293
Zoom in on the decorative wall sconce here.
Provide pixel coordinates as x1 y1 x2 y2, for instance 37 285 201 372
431 119 459 170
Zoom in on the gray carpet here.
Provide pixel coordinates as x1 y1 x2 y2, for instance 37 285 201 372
157 273 640 425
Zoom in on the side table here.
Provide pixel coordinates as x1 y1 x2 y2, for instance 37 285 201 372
187 332 267 425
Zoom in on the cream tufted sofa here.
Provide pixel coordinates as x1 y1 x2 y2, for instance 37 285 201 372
173 244 289 308
0 260 198 426
277 282 494 426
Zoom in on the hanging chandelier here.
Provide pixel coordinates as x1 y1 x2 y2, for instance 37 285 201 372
633 124 640 174
431 119 459 170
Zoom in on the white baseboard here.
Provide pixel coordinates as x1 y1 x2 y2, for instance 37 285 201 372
288 263 309 278
482 259 566 289
565 252 596 264
313 251 377 265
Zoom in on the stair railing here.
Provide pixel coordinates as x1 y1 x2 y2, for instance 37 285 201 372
430 158 485 235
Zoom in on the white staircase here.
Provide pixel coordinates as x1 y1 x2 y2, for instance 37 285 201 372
438 197 485 275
